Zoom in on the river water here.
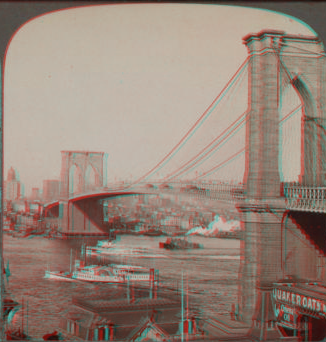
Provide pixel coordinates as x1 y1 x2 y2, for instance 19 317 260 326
4 234 240 340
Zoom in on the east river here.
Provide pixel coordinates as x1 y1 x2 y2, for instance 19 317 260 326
4 234 240 340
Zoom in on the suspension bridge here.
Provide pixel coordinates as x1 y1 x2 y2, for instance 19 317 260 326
42 30 326 340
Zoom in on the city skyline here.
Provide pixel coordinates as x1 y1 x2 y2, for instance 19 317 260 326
4 4 315 194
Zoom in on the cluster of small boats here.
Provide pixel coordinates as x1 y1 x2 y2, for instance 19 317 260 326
45 237 203 285
4 226 60 239
4 227 45 239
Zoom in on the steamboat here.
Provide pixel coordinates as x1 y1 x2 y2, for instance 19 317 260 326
87 240 167 258
45 260 157 284
159 237 203 250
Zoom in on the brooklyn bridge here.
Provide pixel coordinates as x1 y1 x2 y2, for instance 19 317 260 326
31 30 326 340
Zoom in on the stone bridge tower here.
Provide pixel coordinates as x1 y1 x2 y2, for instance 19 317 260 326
239 31 326 339
60 151 107 199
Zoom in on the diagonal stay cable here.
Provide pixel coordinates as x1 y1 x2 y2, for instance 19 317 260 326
193 148 245 180
191 104 302 181
280 105 302 124
170 53 296 182
280 42 326 57
166 112 247 181
187 50 302 182
163 64 248 181
126 57 250 188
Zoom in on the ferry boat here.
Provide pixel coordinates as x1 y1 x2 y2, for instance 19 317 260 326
86 240 167 258
159 237 203 250
45 260 156 284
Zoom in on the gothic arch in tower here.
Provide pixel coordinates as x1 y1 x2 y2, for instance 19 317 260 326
60 151 105 198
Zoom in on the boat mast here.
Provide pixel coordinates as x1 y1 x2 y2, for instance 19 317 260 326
187 273 189 339
22 296 24 335
181 271 184 342
70 249 72 273
26 300 28 338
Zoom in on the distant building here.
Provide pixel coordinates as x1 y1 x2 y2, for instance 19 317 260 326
43 179 60 202
31 188 40 201
160 215 188 232
4 167 21 201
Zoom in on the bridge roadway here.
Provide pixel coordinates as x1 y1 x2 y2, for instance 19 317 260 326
136 182 326 214
44 181 244 210
44 182 326 216
43 181 245 237
43 181 326 239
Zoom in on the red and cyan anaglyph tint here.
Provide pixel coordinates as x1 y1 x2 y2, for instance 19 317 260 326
2 3 326 341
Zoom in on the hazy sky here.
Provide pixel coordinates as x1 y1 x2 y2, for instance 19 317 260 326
4 4 315 195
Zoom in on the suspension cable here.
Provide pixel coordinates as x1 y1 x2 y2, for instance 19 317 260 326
129 50 305 187
167 113 247 181
190 103 301 182
280 105 302 124
187 49 307 183
194 148 245 180
163 65 248 181
280 42 326 57
127 57 250 187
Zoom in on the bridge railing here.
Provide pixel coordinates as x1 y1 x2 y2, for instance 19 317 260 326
132 181 245 203
284 185 326 213
60 180 245 205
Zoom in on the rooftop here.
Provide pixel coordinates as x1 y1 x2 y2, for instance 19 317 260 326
275 281 326 299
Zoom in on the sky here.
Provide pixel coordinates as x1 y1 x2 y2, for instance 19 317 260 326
4 3 316 196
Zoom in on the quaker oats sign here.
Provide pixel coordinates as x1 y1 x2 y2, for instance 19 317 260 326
272 284 326 330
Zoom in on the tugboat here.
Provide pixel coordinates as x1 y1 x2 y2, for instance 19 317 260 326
159 237 203 249
143 228 164 237
215 230 243 240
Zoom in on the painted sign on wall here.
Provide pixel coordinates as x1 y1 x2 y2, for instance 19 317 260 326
274 302 296 329
272 287 326 318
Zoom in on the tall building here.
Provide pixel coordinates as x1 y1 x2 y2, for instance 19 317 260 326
4 167 21 201
31 188 40 201
43 180 60 202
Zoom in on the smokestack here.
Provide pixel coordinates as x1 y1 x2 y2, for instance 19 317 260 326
127 277 130 303
131 282 135 304
156 270 159 299
149 268 155 299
